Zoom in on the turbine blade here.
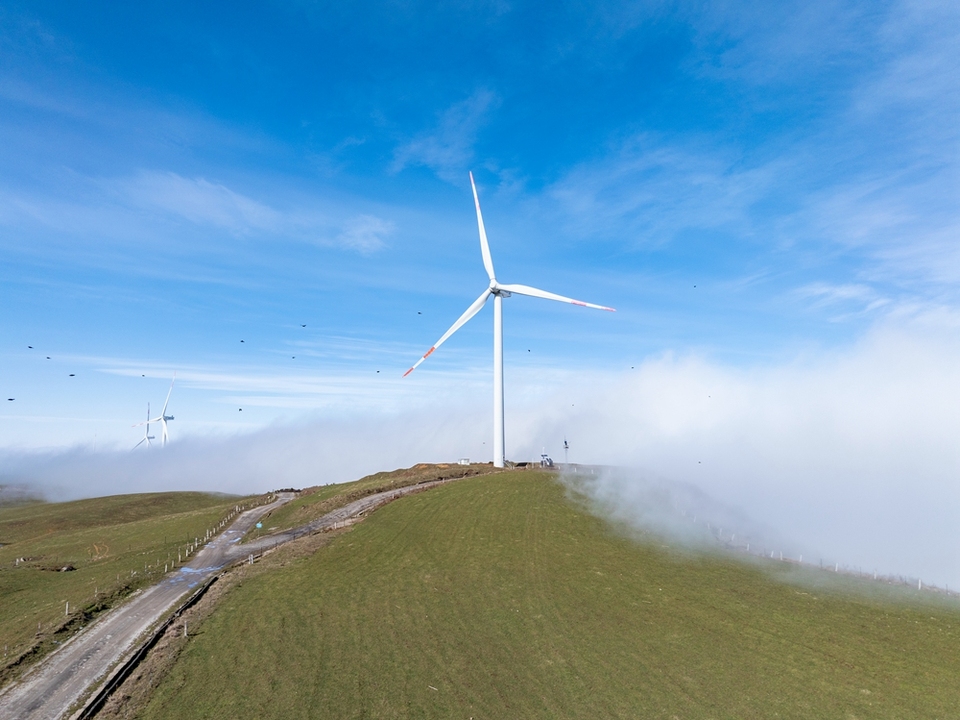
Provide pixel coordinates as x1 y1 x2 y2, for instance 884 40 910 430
469 172 496 282
495 283 616 312
133 438 146 449
404 288 491 376
161 373 176 415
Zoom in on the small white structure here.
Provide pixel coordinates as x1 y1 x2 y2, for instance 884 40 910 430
540 451 554 468
458 458 470 465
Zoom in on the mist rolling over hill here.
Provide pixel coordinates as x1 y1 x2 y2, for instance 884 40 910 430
5 316 959 590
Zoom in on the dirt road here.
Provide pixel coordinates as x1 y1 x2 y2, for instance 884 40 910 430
0 478 454 720
0 493 293 720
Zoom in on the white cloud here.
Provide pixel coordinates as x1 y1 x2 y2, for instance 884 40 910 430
336 214 394 253
512 314 960 589
796 282 890 318
545 135 778 245
392 89 499 182
0 406 490 500
0 170 397 257
687 0 873 85
124 171 282 235
541 0 960 303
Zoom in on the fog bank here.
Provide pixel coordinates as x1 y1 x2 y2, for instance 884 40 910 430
0 405 489 500
525 318 960 590
3 316 959 588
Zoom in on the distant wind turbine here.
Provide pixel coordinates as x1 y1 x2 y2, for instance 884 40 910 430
133 374 176 447
133 403 155 449
405 173 614 468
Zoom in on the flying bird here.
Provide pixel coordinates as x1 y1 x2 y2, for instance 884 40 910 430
301 324 306 327
404 172 614 468
7 398 13 401
69 374 75 377
27 346 32 349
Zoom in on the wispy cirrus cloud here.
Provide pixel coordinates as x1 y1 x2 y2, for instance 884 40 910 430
795 282 891 320
335 214 394 253
0 169 395 256
392 89 499 182
545 136 778 245
123 171 283 234
538 0 960 314
687 0 876 86
120 171 395 253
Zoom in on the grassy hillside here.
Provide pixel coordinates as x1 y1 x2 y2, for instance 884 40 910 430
137 471 959 719
0 491 254 684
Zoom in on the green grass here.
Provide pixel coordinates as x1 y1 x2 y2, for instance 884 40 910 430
251 462 500 538
138 471 960 719
0 491 255 681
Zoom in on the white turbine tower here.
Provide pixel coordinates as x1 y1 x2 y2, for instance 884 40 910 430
133 374 176 447
405 173 614 468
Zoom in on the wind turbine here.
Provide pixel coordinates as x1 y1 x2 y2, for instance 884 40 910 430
405 173 614 468
133 403 155 449
133 374 176 447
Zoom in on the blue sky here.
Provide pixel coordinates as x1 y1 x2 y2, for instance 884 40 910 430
4 0 957 448
2 0 960 585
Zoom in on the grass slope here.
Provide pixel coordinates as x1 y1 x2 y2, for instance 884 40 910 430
253 462 500 538
0 491 254 684
140 471 959 719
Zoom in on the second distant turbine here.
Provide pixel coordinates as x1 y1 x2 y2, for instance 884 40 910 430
405 172 614 468
133 374 176 448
